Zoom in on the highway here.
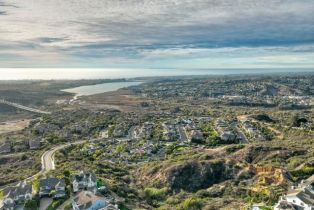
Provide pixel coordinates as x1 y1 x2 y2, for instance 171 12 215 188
0 99 51 115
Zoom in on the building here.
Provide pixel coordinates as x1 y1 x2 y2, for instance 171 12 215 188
0 141 11 154
274 175 314 210
190 129 204 143
1 181 32 210
242 121 266 141
220 131 236 142
29 138 41 150
72 171 97 193
72 191 108 210
39 177 66 198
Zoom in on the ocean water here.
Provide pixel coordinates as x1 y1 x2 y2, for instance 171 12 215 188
1 68 313 80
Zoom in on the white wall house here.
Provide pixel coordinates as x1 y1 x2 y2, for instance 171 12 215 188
274 175 314 210
72 171 97 193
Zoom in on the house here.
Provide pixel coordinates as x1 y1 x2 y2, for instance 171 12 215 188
273 200 299 210
12 141 28 152
100 204 119 210
216 118 227 128
190 130 204 143
81 144 98 156
0 141 11 154
72 191 108 210
72 171 97 193
139 122 154 139
220 131 236 142
112 128 125 138
274 175 314 210
1 181 32 210
39 177 66 198
251 204 270 210
242 121 266 141
29 138 41 150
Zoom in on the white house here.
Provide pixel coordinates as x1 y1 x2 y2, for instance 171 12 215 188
72 171 97 193
39 177 66 198
274 175 314 210
1 181 32 210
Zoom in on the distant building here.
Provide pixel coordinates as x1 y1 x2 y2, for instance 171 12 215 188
190 130 204 143
72 171 97 193
12 141 28 152
0 141 11 154
1 181 32 210
274 175 314 210
216 118 227 128
29 138 41 150
220 131 236 142
39 177 66 198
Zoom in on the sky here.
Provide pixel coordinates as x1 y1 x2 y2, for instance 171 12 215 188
0 0 314 70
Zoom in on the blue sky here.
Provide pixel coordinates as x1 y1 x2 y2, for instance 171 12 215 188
0 0 314 69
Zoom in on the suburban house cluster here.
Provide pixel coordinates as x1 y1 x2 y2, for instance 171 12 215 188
0 176 66 210
0 171 119 210
0 181 32 210
0 138 41 154
71 171 118 210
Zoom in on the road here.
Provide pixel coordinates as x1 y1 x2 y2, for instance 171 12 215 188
0 99 51 115
0 138 103 191
41 138 104 172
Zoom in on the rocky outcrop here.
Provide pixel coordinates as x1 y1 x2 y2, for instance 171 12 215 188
135 159 243 192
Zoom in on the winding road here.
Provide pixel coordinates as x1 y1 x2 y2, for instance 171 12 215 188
0 138 103 191
41 138 104 172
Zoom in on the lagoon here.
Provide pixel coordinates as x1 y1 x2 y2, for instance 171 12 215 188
61 81 142 98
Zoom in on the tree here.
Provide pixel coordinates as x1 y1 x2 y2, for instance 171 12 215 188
63 170 70 177
32 179 40 194
24 200 38 210
49 190 56 197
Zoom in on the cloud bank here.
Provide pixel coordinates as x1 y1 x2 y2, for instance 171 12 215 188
0 0 313 68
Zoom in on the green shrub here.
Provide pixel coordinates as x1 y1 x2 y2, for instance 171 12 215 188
32 179 40 194
178 197 203 210
24 200 38 210
144 187 168 201
46 199 66 210
291 165 314 179
165 197 180 205
287 157 304 169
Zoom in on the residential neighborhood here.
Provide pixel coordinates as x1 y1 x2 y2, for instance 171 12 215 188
0 170 119 210
0 75 313 209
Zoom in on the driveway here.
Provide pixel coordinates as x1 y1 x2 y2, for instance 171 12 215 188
40 197 53 210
